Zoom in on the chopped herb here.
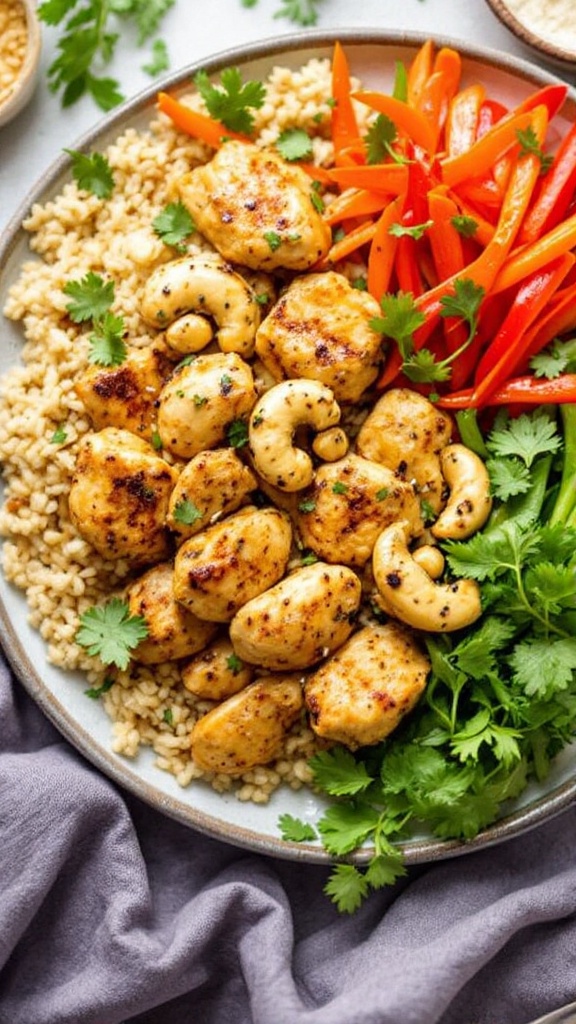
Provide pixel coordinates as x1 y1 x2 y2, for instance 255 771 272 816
172 499 203 526
264 230 282 252
451 214 478 238
152 201 195 252
298 498 316 513
272 0 321 25
300 550 319 565
375 487 390 502
227 419 249 448
420 498 436 524
310 188 325 214
51 424 68 445
84 676 114 699
141 38 170 77
255 292 270 306
220 374 233 395
276 127 313 162
193 394 208 407
516 125 553 172
389 219 433 240
76 598 148 670
194 66 266 134
162 707 174 726
65 149 115 199
332 481 349 494
351 276 368 291
151 430 163 450
63 272 115 324
226 653 244 674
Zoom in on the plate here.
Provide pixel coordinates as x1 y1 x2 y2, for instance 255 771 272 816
1 29 576 867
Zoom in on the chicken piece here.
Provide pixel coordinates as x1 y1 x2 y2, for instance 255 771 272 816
304 622 430 749
295 453 423 567
166 448 257 542
254 271 383 404
181 636 254 700
229 561 362 670
355 388 454 514
190 675 304 775
173 506 292 622
157 352 257 460
126 562 217 664
74 342 174 441
177 140 331 272
68 427 178 565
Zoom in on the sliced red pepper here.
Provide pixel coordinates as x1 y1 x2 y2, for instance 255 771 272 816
520 122 576 244
437 374 576 408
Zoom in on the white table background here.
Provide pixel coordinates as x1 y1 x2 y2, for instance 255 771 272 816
1 0 574 241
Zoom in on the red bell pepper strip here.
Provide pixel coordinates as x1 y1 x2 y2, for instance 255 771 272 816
437 374 576 408
395 234 424 296
471 253 574 405
522 286 576 363
331 41 364 161
157 92 249 147
514 82 568 121
520 122 576 244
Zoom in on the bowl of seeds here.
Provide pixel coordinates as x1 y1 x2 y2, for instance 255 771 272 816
0 0 41 129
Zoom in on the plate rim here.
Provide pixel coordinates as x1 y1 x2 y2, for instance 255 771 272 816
2 26 576 867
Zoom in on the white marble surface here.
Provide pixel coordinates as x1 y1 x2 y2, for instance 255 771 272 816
0 0 573 239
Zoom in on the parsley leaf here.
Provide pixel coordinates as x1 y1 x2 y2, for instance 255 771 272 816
309 747 373 797
152 201 196 252
324 864 370 914
172 498 203 526
486 412 562 468
65 148 114 198
194 66 266 134
365 114 408 165
278 814 317 843
516 125 553 172
88 312 127 366
275 127 313 162
370 290 425 350
76 598 148 670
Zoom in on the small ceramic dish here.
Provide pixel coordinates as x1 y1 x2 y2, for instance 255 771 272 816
0 0 41 129
484 0 576 72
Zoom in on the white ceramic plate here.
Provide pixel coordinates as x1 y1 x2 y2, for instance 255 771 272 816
1 29 576 866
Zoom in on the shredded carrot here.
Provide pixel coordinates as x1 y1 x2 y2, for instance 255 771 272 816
325 220 377 264
157 92 248 147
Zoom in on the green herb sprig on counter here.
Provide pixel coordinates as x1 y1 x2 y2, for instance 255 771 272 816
38 0 176 109
280 402 576 913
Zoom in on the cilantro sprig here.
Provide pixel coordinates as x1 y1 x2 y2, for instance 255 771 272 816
38 0 175 110
63 272 127 365
76 598 148 669
194 67 266 135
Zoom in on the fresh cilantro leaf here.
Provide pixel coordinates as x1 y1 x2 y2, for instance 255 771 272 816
365 849 407 889
172 498 203 526
486 412 561 468
524 562 576 616
530 337 576 379
389 219 432 240
162 707 174 726
370 291 426 353
88 312 127 365
365 114 408 165
152 201 195 252
76 598 148 669
324 864 369 914
451 214 478 237
510 637 576 698
316 803 380 855
226 653 244 674
84 676 114 699
65 148 115 198
309 747 373 797
439 278 485 342
298 498 316 513
402 346 452 384
142 38 170 77
51 424 68 445
444 520 541 583
453 616 516 679
63 272 115 323
194 66 266 134
275 128 313 162
486 456 531 501
273 0 321 26
278 813 317 843
516 125 553 172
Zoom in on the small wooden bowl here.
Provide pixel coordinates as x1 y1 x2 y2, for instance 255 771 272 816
0 0 42 129
484 0 576 71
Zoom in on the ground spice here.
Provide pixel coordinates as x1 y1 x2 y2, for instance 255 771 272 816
0 0 28 106
503 0 576 52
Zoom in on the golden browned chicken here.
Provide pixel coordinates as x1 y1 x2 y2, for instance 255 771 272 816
68 427 178 565
177 140 332 271
126 561 217 664
229 561 362 670
156 351 257 460
294 453 423 566
355 388 454 514
254 271 383 403
190 675 304 775
166 448 257 542
181 636 254 701
304 622 430 749
75 342 174 441
173 506 292 621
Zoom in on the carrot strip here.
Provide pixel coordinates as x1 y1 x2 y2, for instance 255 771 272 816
326 220 377 263
407 39 434 108
324 189 388 226
331 41 363 157
157 92 248 147
427 191 465 280
352 92 437 153
441 110 536 187
492 208 576 293
367 196 404 300
326 163 409 193
445 84 485 157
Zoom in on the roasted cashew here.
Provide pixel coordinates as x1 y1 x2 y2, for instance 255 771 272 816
312 426 349 461
431 444 492 540
248 379 342 491
412 544 445 580
373 521 482 632
140 252 260 357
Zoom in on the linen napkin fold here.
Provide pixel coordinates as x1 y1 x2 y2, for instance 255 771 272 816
1 651 576 1024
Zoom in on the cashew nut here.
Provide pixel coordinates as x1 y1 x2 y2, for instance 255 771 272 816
431 444 492 540
140 252 260 357
312 426 349 462
248 379 342 491
412 544 445 580
373 521 482 632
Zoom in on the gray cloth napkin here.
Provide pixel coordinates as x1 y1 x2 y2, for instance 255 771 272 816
1 652 576 1024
